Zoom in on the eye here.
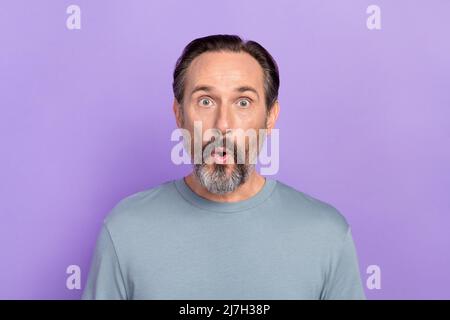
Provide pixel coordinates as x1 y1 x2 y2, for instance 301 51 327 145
237 98 251 108
198 97 214 107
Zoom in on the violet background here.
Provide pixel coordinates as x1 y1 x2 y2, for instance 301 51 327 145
1 0 449 299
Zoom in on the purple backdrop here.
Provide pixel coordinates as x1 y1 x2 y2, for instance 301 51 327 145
1 0 449 299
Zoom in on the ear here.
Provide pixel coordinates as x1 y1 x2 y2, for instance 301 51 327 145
265 100 280 135
173 99 183 128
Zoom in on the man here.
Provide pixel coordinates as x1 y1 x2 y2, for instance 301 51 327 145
82 34 366 299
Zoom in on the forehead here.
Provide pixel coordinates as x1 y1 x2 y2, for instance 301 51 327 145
184 51 264 93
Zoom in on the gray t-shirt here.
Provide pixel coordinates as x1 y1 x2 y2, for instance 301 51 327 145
82 177 366 300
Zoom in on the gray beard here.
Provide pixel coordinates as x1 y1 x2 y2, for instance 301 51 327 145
193 162 255 194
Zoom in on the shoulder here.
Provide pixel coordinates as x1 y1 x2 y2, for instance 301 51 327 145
102 179 176 234
272 180 350 238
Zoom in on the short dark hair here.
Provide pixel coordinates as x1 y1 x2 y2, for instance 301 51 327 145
172 34 280 112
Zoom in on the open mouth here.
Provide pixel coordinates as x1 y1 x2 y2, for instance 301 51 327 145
211 147 229 164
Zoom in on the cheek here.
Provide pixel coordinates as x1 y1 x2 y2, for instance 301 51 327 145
185 106 215 126
233 111 266 130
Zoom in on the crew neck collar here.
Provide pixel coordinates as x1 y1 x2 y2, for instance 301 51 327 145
174 176 277 213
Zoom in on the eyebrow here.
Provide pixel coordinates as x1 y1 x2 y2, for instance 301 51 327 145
190 85 260 99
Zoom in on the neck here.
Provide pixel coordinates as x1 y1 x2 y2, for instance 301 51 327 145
184 169 266 203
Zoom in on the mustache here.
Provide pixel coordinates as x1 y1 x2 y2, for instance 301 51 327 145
202 136 248 163
203 136 235 153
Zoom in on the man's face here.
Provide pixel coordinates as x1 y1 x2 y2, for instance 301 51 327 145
174 51 274 194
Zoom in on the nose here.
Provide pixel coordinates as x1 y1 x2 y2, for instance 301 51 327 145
214 104 232 135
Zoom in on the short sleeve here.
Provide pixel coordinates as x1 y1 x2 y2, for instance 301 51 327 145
82 223 128 300
321 227 366 300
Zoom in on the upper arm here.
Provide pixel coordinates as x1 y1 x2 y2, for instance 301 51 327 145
81 223 128 300
320 227 366 300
